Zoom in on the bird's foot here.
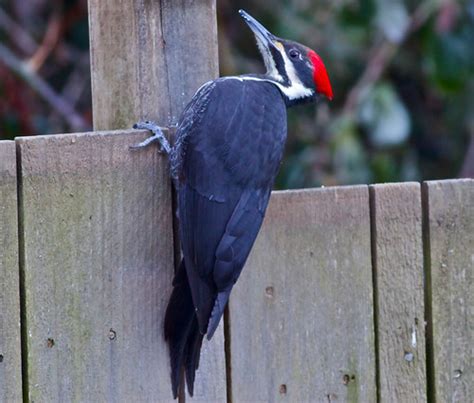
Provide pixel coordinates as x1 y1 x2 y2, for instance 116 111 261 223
130 121 171 154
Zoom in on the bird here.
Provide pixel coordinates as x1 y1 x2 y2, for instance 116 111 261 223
132 9 333 399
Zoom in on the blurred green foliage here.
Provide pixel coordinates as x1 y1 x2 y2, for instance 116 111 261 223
1 0 473 187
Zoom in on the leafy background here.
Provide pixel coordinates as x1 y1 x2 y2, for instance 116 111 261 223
1 0 473 188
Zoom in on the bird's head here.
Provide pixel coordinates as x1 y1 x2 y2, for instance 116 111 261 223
239 9 333 105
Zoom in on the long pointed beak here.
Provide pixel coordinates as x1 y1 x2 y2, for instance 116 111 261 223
239 10 276 48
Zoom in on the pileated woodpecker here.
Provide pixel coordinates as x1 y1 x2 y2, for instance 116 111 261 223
133 9 332 398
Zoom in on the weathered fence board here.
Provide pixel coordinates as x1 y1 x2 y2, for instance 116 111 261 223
228 187 376 402
370 183 426 402
0 141 22 402
88 0 219 129
423 179 473 402
17 130 175 402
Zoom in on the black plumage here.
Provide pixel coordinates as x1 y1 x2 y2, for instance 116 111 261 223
164 78 286 398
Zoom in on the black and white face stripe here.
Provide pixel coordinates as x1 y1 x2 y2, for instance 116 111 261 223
254 34 287 83
250 37 314 102
269 46 289 84
272 41 314 101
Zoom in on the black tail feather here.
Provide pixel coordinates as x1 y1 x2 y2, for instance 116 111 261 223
184 316 204 395
164 260 203 398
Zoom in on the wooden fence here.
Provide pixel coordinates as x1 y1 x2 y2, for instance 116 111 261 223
1 1 472 402
1 135 472 402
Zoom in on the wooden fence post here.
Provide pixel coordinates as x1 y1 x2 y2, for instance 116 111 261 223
0 141 22 402
370 183 426 401
88 1 226 400
423 179 473 402
88 0 219 130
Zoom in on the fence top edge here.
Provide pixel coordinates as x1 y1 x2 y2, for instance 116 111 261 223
277 179 471 198
423 178 474 188
10 134 471 190
14 127 170 145
369 181 421 190
272 184 369 198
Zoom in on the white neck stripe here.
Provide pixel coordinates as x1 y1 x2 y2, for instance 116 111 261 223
219 76 313 101
194 74 314 103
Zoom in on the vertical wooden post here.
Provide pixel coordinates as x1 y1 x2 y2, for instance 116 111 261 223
370 183 427 401
87 0 225 401
0 141 22 402
423 179 473 402
88 0 219 130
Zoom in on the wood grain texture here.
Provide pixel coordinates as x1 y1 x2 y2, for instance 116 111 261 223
0 141 22 402
229 187 376 403
17 130 175 402
88 0 219 130
370 183 426 402
423 179 473 402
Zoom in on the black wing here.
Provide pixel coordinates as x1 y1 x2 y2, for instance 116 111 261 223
174 78 287 337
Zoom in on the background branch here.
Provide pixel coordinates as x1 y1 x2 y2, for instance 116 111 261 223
0 7 37 55
0 42 89 132
28 11 62 72
342 1 441 116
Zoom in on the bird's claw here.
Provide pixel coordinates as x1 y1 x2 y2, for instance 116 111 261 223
130 120 171 154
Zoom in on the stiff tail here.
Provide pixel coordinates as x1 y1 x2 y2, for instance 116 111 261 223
164 260 204 398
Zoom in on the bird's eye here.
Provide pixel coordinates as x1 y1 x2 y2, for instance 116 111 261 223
289 49 299 59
